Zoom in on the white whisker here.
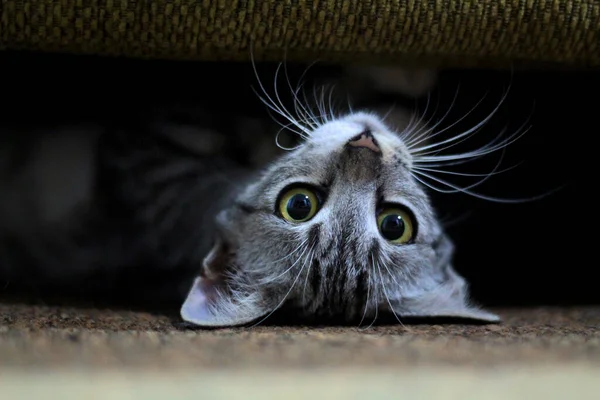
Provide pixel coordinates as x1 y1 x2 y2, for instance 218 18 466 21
412 149 506 194
412 163 520 177
256 241 309 285
301 246 317 307
249 48 310 137
410 88 510 155
380 102 397 124
250 241 313 327
346 91 354 114
283 61 320 131
413 123 530 164
327 83 337 122
264 238 310 265
404 83 462 147
273 62 309 133
400 90 432 143
374 256 405 327
319 85 328 123
403 91 443 146
408 87 486 151
365 283 379 330
357 271 371 329
275 128 302 151
411 168 564 203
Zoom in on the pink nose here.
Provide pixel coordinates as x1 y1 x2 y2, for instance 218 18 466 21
348 130 381 153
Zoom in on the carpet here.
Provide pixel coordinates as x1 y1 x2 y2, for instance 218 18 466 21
1 304 599 398
1 304 599 368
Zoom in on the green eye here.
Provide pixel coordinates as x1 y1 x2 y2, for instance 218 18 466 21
278 187 320 222
377 207 415 244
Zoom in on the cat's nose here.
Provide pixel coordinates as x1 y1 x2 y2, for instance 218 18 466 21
347 130 381 153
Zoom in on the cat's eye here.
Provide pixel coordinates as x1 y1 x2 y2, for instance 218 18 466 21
278 187 320 223
377 207 414 244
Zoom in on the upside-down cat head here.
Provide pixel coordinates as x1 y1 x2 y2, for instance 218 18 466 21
181 111 500 327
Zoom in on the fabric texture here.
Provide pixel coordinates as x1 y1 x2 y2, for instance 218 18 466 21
0 0 599 67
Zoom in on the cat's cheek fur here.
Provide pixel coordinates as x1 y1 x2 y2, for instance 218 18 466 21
387 270 501 323
386 233 501 323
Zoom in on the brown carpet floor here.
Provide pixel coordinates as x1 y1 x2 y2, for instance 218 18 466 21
1 304 599 399
1 304 599 369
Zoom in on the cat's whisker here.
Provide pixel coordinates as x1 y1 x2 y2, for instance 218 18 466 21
301 87 319 128
249 49 309 136
301 246 317 307
412 163 519 178
411 149 506 194
294 109 335 129
412 121 530 164
397 107 422 141
273 62 311 134
380 102 398 124
269 114 309 138
405 84 470 149
255 240 310 285
411 166 561 203
410 83 463 145
412 123 489 158
310 85 321 125
314 85 329 124
365 284 379 330
292 83 319 132
412 153 520 178
252 88 308 135
250 241 314 327
273 120 311 151
346 91 354 115
400 90 433 144
327 83 338 122
275 130 302 151
410 75 515 157
357 271 372 329
320 85 329 124
409 90 509 155
402 89 443 146
374 256 405 328
264 238 310 265
411 126 510 167
283 60 320 131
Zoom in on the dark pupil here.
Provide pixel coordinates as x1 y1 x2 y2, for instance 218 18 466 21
381 214 405 240
287 193 312 220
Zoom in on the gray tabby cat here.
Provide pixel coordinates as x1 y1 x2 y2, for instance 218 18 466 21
180 66 505 327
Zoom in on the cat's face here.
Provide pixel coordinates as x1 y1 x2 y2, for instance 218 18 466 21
181 112 499 327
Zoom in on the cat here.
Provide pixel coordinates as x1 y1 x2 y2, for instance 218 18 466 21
179 106 502 327
0 60 506 326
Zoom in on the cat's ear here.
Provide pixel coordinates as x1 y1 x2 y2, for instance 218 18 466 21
390 234 501 323
180 237 269 327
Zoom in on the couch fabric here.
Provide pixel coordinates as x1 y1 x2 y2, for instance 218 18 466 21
1 0 599 67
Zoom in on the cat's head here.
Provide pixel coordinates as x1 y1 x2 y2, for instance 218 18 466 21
181 111 500 327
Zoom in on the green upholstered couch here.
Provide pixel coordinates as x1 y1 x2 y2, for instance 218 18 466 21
1 0 598 67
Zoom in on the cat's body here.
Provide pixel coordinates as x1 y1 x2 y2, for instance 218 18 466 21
0 112 274 305
0 63 501 326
